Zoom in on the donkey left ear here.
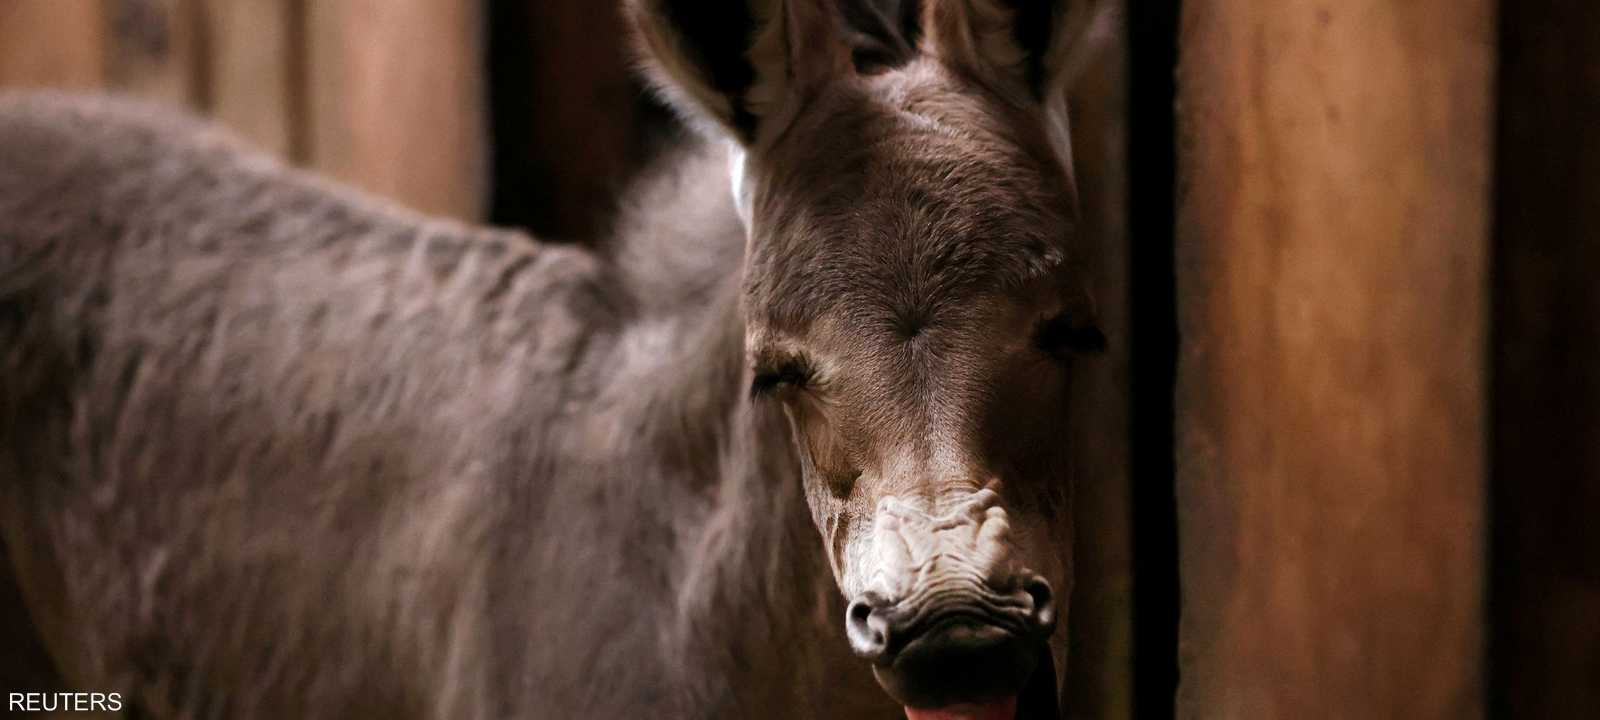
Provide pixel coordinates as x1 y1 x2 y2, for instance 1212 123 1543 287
922 0 1112 102
625 0 850 145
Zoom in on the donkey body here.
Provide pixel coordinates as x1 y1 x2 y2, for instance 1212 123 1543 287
2 1 1106 717
0 94 887 718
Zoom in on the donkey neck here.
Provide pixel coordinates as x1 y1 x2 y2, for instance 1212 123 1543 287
596 139 880 715
604 138 829 621
639 273 858 714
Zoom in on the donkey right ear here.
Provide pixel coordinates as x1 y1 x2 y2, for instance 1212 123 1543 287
626 0 848 145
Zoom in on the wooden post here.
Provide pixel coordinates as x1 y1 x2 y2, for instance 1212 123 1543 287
0 1 105 89
1173 2 1494 716
306 0 486 221
199 0 297 158
103 0 204 107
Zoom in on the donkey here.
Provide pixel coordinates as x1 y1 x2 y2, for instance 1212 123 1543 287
0 0 1106 717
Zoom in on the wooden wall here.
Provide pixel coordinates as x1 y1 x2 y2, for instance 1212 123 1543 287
0 0 485 221
1172 0 1494 716
0 2 105 89
306 0 484 220
1165 3 1600 718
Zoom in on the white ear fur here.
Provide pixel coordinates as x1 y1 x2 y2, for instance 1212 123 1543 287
1046 1 1119 99
1042 1 1116 198
727 144 755 232
1043 95 1077 199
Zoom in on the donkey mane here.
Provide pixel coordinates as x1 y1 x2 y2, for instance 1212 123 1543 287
0 92 887 718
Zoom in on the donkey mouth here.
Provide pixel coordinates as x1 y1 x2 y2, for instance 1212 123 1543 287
903 697 1017 720
898 647 1059 720
874 617 1057 720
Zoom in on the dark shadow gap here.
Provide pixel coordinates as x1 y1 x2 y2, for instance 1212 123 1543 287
1126 1 1181 718
484 0 675 242
1489 1 1600 717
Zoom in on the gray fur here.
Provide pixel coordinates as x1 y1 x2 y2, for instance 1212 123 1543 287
0 92 890 718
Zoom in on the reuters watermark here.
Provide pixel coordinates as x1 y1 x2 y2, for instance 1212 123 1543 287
8 692 123 713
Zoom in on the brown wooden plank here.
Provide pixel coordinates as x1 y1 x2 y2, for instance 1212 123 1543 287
0 1 105 89
103 0 203 107
1063 16 1132 719
306 0 485 221
198 0 294 158
1173 2 1494 716
1492 1 1600 716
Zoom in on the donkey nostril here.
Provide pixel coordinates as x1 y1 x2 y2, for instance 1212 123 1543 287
845 598 890 661
1024 576 1056 634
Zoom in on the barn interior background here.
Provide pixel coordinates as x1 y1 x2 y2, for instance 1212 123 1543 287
0 0 1595 718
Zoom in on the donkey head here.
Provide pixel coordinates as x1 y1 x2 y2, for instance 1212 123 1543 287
628 1 1104 716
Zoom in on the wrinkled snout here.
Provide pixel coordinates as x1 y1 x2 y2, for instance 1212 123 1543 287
843 489 1056 711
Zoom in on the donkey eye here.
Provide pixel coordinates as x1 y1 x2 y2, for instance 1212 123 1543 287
1036 313 1107 361
749 358 814 399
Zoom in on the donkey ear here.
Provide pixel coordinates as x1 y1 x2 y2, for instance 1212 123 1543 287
626 0 849 144
923 0 1111 102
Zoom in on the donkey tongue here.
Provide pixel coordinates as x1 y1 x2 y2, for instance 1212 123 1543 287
904 697 1017 720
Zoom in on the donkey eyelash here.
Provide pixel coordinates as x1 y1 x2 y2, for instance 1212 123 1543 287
1036 313 1108 361
749 359 815 399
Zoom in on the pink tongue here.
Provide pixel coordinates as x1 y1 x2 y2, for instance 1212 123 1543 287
904 697 1017 720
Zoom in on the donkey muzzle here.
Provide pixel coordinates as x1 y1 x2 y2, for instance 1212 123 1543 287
842 490 1057 710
